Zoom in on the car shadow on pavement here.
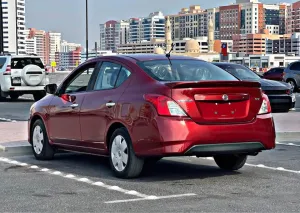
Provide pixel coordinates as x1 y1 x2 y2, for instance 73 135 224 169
0 98 34 103
20 153 239 182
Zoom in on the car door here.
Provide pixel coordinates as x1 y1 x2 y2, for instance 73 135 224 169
272 68 284 81
47 62 98 146
263 69 275 80
290 62 300 86
79 61 132 151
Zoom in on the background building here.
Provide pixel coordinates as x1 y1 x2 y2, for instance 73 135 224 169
61 40 81 52
129 11 165 43
0 0 26 54
24 29 37 55
99 20 129 51
48 32 61 64
26 28 49 64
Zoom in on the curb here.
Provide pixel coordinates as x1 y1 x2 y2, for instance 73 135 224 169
276 132 300 143
0 141 32 157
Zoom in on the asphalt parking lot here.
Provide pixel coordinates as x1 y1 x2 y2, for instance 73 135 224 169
0 94 299 212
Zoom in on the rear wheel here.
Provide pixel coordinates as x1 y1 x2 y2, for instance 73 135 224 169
0 87 7 101
287 80 297 92
109 127 144 178
214 154 247 171
30 119 55 160
33 91 46 101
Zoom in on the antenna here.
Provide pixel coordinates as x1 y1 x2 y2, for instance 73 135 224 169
166 43 175 58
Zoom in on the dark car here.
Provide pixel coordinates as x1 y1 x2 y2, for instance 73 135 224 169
263 67 285 81
28 54 276 178
213 62 296 112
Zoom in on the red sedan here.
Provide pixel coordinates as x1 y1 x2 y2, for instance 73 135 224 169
28 54 276 178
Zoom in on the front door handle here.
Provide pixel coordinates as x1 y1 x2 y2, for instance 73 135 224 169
70 103 79 108
106 102 115 108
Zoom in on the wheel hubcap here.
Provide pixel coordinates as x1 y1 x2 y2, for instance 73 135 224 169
32 126 44 155
111 135 128 172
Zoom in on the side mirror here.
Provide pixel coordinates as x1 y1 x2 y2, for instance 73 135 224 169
45 84 57 94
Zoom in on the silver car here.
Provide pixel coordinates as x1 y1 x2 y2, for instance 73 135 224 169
283 61 300 92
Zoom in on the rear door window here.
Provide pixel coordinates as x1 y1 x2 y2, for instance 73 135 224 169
0 58 7 69
11 58 44 69
290 62 300 71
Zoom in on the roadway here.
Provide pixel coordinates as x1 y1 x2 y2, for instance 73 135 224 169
0 94 299 212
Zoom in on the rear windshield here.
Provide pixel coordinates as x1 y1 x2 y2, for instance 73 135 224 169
214 63 261 81
0 58 7 69
11 58 44 69
137 59 238 81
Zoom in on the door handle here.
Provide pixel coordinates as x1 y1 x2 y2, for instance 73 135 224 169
106 102 115 108
70 103 79 108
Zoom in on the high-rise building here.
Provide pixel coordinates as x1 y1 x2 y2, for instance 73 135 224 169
24 29 37 55
264 4 280 34
286 1 300 34
0 0 26 54
168 6 209 41
129 11 165 43
27 28 49 64
99 20 129 51
219 4 242 40
48 32 61 63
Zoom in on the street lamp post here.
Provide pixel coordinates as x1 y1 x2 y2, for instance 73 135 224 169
86 0 88 62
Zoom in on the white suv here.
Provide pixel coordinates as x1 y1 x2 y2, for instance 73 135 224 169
0 54 49 101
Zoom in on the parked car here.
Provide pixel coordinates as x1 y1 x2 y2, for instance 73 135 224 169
28 54 276 178
213 62 296 112
263 67 285 81
283 61 300 92
0 54 49 101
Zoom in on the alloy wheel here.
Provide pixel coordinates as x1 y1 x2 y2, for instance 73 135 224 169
32 125 44 155
111 135 128 172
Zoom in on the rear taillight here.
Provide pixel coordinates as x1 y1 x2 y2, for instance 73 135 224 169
258 94 272 115
143 94 187 117
3 65 11 75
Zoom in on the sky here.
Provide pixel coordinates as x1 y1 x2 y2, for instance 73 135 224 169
26 0 294 48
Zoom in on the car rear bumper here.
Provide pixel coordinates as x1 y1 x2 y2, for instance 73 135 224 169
133 113 276 157
268 94 296 111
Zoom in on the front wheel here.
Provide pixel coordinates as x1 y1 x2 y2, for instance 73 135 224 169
214 154 247 171
31 119 55 160
109 127 144 178
287 80 297 92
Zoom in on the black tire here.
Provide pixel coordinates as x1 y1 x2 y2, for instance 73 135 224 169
10 94 19 101
287 80 298 92
214 154 247 171
30 119 55 160
33 91 46 101
0 86 7 101
109 127 144 178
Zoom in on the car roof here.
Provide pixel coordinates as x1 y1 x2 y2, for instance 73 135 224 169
212 62 240 65
90 54 202 62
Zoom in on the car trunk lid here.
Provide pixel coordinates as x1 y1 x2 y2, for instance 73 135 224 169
164 81 263 124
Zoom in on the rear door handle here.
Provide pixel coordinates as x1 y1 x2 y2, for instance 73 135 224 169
106 102 115 108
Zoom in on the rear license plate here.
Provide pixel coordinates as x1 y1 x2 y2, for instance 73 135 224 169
12 77 21 84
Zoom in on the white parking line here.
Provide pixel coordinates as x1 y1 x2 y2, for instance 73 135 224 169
276 142 300 147
0 117 17 122
199 157 300 174
105 193 197 204
0 157 197 203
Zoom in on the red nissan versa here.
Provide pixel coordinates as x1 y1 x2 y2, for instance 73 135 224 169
28 54 276 178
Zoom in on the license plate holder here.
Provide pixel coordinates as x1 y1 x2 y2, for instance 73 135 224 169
12 77 21 84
